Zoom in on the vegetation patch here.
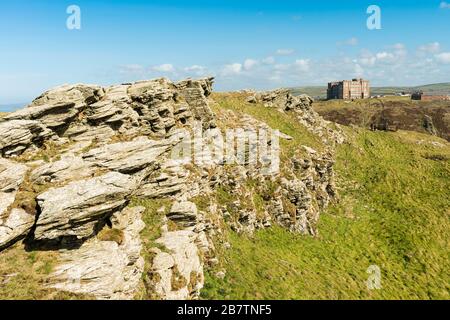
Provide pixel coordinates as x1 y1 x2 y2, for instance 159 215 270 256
97 228 124 245
202 128 450 300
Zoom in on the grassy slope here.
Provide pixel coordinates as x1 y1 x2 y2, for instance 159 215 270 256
211 92 324 153
202 122 450 299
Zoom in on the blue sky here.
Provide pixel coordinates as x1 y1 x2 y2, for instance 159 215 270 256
1 0 450 105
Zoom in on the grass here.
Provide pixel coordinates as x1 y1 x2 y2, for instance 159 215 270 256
211 92 325 161
201 128 450 300
0 244 93 300
130 197 172 300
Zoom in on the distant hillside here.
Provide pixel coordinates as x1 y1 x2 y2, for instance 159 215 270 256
313 97 450 141
290 83 450 99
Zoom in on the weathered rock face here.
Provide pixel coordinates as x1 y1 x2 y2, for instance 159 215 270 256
30 136 173 185
0 208 35 250
167 201 199 228
149 230 205 300
0 158 28 215
0 120 53 157
0 159 32 249
0 78 215 157
47 206 145 300
34 172 138 241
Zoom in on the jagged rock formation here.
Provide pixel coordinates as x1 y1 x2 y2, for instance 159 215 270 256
47 206 146 299
423 115 438 136
0 78 342 300
0 159 32 249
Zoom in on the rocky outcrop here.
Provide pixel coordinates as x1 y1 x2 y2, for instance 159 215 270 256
47 206 145 300
30 136 173 185
0 159 32 248
423 115 438 136
167 201 199 228
0 78 215 157
0 208 35 250
0 78 341 300
0 120 53 157
149 230 205 300
0 159 28 216
34 172 139 241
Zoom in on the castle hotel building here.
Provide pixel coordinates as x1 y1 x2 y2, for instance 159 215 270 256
327 79 370 100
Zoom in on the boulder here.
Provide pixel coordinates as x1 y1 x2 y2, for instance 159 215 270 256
0 208 35 250
167 201 199 228
34 172 138 240
48 206 145 300
30 84 104 108
0 158 28 218
149 229 204 300
0 120 53 157
31 136 172 184
82 136 171 173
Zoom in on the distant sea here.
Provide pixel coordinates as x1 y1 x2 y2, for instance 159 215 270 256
0 103 27 112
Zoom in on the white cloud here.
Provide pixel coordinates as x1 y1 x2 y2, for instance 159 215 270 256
262 56 275 64
243 59 258 71
357 46 405 67
375 52 395 61
392 43 405 50
435 52 450 63
338 37 358 46
294 59 310 72
119 64 145 74
274 64 290 71
418 42 441 54
221 63 242 76
391 43 407 57
359 56 376 66
184 65 204 72
440 1 450 9
276 49 295 56
152 64 175 73
183 65 207 76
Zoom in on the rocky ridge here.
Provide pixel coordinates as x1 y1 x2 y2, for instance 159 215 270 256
0 78 343 299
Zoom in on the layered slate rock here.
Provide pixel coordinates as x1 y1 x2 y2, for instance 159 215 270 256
150 230 204 300
30 136 173 185
34 172 139 240
0 159 32 248
0 78 215 157
48 206 145 300
0 158 28 215
0 208 35 250
82 136 172 173
0 120 52 157
167 201 199 228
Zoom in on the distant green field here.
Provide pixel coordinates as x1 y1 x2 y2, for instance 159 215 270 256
290 83 450 99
